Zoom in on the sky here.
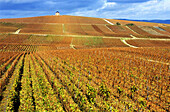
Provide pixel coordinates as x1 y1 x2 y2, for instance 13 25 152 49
0 0 169 20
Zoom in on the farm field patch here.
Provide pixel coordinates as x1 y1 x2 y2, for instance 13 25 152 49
126 40 170 47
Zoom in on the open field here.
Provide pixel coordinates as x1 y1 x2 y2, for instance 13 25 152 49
0 15 170 111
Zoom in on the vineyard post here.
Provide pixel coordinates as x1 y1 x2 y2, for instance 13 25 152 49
78 73 80 89
112 79 114 88
153 63 155 71
124 104 127 112
0 69 2 76
59 73 61 82
157 74 159 89
129 60 131 76
124 58 126 72
89 71 91 85
78 62 82 89
110 106 112 112
159 86 162 100
128 104 131 110
65 86 67 90
159 64 163 99
118 70 120 83
103 50 104 57
146 75 149 101
159 65 163 89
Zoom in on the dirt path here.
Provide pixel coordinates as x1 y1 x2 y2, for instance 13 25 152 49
137 57 170 65
13 29 21 34
70 38 76 49
62 24 65 33
120 39 138 48
145 59 169 65
103 19 114 25
130 35 137 39
105 25 114 32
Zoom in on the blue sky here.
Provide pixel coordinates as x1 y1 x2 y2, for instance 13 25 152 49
0 0 169 20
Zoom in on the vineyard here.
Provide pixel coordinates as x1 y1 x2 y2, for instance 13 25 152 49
126 40 170 47
0 48 169 111
0 23 20 33
127 25 170 39
0 15 170 111
0 15 108 24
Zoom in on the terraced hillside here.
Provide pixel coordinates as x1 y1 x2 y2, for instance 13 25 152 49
0 15 170 39
0 15 170 111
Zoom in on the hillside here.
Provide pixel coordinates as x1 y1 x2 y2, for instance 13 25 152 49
0 15 169 112
0 15 170 47
0 15 108 24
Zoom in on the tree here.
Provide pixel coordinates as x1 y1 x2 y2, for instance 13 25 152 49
116 22 121 25
126 23 134 26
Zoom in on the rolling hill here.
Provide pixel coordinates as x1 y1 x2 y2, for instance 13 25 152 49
0 15 170 41
0 15 170 50
0 15 169 112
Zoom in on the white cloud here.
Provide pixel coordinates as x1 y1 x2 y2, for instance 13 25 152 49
70 0 170 19
96 0 116 11
69 0 116 17
124 0 170 19
0 0 169 19
132 0 164 11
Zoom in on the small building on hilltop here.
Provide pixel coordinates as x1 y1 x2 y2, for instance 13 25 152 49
55 11 60 16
